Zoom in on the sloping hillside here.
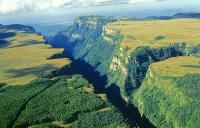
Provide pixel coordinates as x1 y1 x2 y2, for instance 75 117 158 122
51 16 200 97
0 24 70 85
106 18 200 97
51 15 200 128
133 56 200 128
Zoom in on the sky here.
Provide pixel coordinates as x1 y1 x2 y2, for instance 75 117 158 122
0 0 200 23
0 0 170 14
0 0 200 29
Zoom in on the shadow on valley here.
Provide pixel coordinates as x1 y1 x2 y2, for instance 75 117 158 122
0 40 11 48
49 57 156 128
0 32 16 40
0 37 41 49
107 84 155 128
181 64 200 69
7 40 43 48
50 58 107 93
4 64 57 78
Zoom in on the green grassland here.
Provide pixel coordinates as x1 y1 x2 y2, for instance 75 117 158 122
133 56 200 128
150 56 200 77
0 29 70 85
107 18 200 51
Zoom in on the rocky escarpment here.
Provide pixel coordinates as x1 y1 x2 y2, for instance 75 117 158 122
50 16 200 128
50 16 200 100
132 56 200 128
124 43 199 96
49 16 119 76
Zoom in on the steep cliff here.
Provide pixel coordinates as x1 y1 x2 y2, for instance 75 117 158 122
50 16 200 99
50 16 119 76
50 16 200 128
132 56 200 128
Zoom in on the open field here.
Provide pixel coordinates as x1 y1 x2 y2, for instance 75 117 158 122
107 18 200 51
0 29 70 85
150 56 200 77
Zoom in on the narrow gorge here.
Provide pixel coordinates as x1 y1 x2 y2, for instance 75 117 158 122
49 16 200 128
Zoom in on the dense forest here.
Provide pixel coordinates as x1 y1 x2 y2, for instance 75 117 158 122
0 74 131 128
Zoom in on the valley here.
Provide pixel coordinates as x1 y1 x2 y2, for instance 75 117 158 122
0 14 200 128
50 15 200 128
0 24 133 128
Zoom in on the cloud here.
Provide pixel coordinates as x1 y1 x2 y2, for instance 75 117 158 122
128 0 157 4
0 0 166 14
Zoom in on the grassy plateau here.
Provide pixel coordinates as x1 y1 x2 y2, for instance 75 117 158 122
107 18 200 51
0 28 70 85
106 18 200 128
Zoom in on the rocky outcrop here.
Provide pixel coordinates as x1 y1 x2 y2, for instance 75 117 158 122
49 15 200 128
124 43 197 97
50 16 119 76
50 16 200 101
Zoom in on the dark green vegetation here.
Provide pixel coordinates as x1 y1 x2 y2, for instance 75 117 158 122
125 44 195 96
0 74 129 128
0 32 16 39
0 32 15 47
0 83 6 88
133 74 200 128
0 39 9 45
172 74 200 128
50 15 200 128
49 16 120 76
154 36 165 41
72 108 129 128
0 78 53 128
1 14 200 128
48 52 66 59
50 15 200 98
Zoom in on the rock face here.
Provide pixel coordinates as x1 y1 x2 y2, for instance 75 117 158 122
50 16 200 99
50 16 119 76
50 16 200 127
124 43 198 97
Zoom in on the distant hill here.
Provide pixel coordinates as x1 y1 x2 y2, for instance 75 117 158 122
0 24 35 32
146 12 200 20
173 12 200 18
